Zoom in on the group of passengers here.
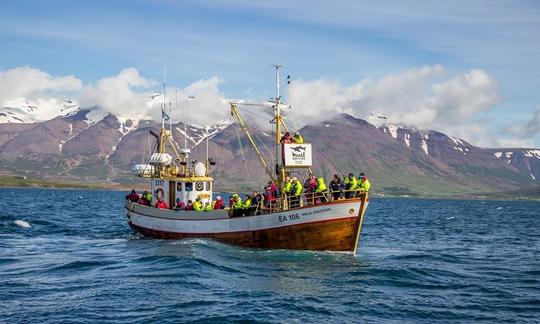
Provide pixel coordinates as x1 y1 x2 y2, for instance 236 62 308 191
126 172 370 214
173 196 226 212
281 172 371 206
126 190 226 212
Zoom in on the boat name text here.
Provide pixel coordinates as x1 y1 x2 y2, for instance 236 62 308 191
277 208 331 222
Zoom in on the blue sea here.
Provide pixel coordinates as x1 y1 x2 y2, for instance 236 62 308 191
0 188 539 323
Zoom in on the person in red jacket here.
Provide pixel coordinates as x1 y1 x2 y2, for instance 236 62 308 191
155 197 168 209
126 189 139 202
213 196 225 209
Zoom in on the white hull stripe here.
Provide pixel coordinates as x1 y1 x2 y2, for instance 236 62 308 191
128 201 367 234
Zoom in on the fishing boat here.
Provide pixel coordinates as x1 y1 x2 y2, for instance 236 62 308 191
125 66 369 252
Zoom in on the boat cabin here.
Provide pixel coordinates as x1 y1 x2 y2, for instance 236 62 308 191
150 176 213 208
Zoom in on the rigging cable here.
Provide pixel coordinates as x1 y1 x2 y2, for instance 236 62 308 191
235 125 254 186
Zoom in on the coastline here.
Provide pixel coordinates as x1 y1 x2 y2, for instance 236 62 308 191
1 176 538 201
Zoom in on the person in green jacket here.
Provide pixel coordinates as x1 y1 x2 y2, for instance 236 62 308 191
193 197 203 211
293 132 304 144
358 173 371 192
204 203 212 211
290 177 303 208
315 177 328 203
283 176 292 196
344 173 358 198
231 194 243 217
243 195 252 216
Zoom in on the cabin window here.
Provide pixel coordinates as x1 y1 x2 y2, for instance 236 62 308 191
205 182 211 191
176 182 182 191
195 181 204 191
185 182 193 192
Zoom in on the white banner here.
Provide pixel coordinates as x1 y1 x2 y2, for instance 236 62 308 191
283 143 312 167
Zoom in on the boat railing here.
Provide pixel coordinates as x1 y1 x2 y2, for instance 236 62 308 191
254 189 367 216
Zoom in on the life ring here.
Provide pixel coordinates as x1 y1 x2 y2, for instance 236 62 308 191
195 182 204 191
155 188 165 199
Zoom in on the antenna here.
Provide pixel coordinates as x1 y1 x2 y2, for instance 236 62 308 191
184 95 195 149
162 66 166 130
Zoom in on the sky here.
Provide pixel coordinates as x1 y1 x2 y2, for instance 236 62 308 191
0 0 539 147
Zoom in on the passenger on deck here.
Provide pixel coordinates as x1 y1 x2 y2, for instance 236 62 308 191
329 174 343 201
138 191 149 205
185 200 194 211
315 177 328 203
126 189 139 202
280 132 293 144
304 174 317 204
155 197 168 209
283 176 292 197
358 173 371 192
145 192 152 206
265 181 278 209
344 173 358 199
231 194 243 217
290 177 303 208
213 196 225 209
243 195 252 216
193 197 204 212
292 132 304 144
252 191 262 210
174 198 185 211
204 203 212 211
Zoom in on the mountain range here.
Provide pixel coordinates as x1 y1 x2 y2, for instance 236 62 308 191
1 99 539 197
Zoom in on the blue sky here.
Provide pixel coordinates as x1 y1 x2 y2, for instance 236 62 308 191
1 0 540 147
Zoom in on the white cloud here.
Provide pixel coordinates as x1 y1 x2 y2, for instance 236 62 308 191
78 68 157 118
0 66 82 103
1 65 536 148
286 65 502 146
0 66 228 125
502 107 540 147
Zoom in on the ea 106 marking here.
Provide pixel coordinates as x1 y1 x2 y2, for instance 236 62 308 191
278 213 300 222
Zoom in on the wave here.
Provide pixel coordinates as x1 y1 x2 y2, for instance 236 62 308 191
14 220 31 228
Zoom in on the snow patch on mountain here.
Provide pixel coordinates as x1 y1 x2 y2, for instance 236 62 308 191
84 109 108 126
404 133 410 147
450 136 470 155
524 150 540 159
0 97 79 123
421 134 429 155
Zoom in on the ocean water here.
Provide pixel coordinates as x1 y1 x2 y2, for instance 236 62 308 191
0 188 539 323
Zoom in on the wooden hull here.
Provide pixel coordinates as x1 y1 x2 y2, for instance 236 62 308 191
126 195 368 252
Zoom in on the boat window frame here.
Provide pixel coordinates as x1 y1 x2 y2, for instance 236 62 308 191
185 182 193 192
176 182 183 192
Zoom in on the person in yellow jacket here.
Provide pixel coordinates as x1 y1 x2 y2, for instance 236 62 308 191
290 177 303 208
204 203 212 211
344 173 357 198
283 176 292 196
243 195 252 216
293 132 304 144
358 173 371 192
315 177 328 203
193 197 204 211
231 194 243 217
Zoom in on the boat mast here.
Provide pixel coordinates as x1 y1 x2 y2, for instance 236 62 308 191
274 64 281 146
273 64 287 187
160 66 167 153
